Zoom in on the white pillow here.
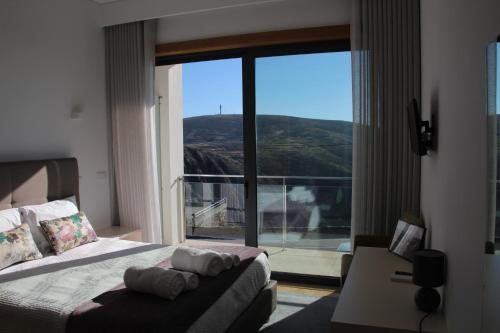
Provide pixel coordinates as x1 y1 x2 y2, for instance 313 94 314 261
20 196 79 255
0 208 22 233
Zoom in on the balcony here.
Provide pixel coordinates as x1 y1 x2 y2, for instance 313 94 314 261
184 174 352 277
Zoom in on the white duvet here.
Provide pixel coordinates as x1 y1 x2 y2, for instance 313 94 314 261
0 238 271 333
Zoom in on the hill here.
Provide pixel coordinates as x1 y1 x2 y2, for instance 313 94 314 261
183 114 352 177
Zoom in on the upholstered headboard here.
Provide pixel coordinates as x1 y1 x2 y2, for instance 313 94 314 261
0 158 79 211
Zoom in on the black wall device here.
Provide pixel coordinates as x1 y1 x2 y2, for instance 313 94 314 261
407 98 433 156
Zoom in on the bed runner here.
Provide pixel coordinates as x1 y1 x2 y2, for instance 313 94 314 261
66 245 265 333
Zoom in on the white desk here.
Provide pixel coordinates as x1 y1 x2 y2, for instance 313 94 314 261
331 247 447 333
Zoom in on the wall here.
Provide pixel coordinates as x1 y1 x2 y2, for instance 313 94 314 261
0 0 111 230
99 0 285 27
156 0 351 43
155 65 185 245
483 255 500 333
420 0 500 332
98 0 350 35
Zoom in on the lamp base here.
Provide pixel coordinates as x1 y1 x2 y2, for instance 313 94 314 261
415 287 440 313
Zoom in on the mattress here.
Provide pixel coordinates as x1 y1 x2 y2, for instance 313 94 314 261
0 237 148 276
0 238 271 333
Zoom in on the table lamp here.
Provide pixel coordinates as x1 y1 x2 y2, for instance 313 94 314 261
412 249 446 313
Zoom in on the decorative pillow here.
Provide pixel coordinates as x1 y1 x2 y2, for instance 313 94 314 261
40 211 98 254
20 197 79 255
0 223 43 270
0 208 22 233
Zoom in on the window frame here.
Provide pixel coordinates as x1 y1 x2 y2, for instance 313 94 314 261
156 30 351 286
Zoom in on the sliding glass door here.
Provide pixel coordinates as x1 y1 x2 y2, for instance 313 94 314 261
156 42 352 280
253 51 352 278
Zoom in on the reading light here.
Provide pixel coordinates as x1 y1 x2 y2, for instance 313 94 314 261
70 105 83 120
412 249 446 313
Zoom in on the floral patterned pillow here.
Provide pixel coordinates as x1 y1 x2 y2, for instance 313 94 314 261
0 223 43 270
40 211 98 254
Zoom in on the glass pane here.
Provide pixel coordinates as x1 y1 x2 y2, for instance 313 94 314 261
182 58 245 245
255 52 353 277
495 42 500 252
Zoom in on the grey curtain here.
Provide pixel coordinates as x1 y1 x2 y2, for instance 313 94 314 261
351 0 421 237
105 21 161 243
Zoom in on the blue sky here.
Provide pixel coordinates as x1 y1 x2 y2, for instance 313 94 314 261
182 51 352 121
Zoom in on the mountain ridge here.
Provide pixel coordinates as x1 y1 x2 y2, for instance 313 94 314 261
184 114 352 177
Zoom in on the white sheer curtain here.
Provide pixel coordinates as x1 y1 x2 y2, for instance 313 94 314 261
351 0 421 238
105 20 162 243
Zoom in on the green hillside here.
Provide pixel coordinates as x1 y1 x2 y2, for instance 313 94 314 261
184 114 352 177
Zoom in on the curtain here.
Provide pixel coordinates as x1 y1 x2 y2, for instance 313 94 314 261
105 21 162 243
351 0 421 237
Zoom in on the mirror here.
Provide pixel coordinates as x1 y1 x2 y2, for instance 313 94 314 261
487 39 500 254
483 38 500 333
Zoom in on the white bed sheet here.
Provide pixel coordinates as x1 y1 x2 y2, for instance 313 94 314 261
0 237 147 275
0 238 270 333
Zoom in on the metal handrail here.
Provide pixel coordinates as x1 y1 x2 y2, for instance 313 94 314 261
193 197 227 218
184 174 352 248
184 174 352 180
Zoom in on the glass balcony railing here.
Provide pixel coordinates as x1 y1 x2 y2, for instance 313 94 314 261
184 174 352 252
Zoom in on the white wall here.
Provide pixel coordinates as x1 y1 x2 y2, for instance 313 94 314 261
99 0 285 27
483 255 500 333
420 0 500 332
0 0 111 230
157 0 351 43
98 0 351 35
155 65 185 245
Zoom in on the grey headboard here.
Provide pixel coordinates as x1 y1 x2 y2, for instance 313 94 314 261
0 158 80 211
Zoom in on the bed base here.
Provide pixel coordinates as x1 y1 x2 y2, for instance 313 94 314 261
226 280 277 333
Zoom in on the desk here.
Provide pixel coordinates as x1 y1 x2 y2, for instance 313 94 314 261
331 247 447 333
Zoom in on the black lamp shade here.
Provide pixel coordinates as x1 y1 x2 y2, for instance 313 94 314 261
412 249 446 287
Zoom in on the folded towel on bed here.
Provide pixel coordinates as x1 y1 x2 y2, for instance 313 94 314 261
207 250 241 269
124 266 186 300
171 247 225 277
172 269 199 290
219 253 233 270
230 254 240 267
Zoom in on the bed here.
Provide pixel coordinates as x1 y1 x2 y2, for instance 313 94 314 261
0 158 276 333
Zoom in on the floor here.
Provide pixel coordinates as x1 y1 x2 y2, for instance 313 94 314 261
262 246 344 277
261 282 338 333
183 239 345 277
183 239 340 332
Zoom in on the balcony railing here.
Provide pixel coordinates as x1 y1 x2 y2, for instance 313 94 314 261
184 174 352 250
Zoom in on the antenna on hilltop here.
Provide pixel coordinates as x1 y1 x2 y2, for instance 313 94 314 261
219 104 222 115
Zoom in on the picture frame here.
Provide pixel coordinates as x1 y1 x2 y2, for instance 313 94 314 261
389 219 426 262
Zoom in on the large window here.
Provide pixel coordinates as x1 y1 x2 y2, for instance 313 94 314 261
156 40 352 280
255 52 352 277
487 40 500 252
182 58 245 244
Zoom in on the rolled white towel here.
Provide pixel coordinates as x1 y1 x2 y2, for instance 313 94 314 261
172 269 199 290
205 250 238 269
220 253 233 270
124 266 186 300
172 247 224 277
230 254 240 267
